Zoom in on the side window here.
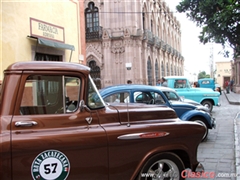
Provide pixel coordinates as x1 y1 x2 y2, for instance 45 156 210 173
174 79 187 88
153 92 166 104
202 80 210 85
103 92 129 103
134 92 151 104
20 75 80 115
163 91 179 101
134 91 165 104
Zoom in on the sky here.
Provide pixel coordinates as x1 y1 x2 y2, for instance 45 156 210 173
165 0 233 76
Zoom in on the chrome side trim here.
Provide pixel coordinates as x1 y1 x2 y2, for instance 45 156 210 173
117 132 169 140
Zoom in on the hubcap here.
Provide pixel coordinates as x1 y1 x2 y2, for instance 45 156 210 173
146 159 180 180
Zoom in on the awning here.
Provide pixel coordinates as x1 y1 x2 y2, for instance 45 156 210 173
28 36 75 51
38 38 75 51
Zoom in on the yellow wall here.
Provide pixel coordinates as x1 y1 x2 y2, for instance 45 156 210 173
215 61 231 88
1 0 81 80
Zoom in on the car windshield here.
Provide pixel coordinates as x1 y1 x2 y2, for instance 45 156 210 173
87 75 105 109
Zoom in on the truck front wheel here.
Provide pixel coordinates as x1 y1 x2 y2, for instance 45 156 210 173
201 100 213 112
138 152 185 180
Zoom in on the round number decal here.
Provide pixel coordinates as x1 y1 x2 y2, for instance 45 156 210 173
31 150 70 180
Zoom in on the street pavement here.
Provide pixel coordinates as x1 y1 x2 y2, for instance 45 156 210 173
186 90 240 180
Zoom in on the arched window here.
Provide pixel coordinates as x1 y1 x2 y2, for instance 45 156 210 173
147 58 152 85
161 62 165 77
151 19 153 32
85 2 99 39
142 12 145 30
89 60 101 89
166 63 169 76
155 60 159 83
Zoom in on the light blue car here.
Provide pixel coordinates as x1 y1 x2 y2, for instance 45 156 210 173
99 84 216 141
164 76 221 112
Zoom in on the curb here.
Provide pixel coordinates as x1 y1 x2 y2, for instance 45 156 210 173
223 91 240 105
235 112 240 179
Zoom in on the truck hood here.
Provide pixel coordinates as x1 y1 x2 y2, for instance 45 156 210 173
108 103 179 124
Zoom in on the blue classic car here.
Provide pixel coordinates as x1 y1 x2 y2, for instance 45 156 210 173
99 84 216 141
164 76 221 112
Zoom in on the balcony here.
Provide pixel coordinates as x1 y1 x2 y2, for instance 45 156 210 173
155 37 161 49
143 30 155 45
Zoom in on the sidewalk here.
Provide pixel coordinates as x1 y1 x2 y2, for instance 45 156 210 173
223 90 240 179
223 90 240 105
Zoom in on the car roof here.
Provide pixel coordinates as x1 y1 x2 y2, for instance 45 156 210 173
5 61 90 74
164 76 188 79
100 84 172 95
100 84 160 92
100 84 179 93
154 86 177 92
198 78 214 81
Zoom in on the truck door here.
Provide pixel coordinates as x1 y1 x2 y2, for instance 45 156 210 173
10 73 108 180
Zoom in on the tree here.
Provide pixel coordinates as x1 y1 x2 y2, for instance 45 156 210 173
198 71 210 79
176 0 240 57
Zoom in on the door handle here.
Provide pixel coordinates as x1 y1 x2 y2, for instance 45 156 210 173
15 121 38 127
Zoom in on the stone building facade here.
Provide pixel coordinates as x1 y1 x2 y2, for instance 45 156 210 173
84 0 184 89
231 57 240 93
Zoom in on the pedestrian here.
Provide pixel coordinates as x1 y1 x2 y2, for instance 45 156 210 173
193 82 197 88
127 80 132 84
230 79 234 91
225 80 229 93
161 77 168 87
156 79 162 86
196 82 199 87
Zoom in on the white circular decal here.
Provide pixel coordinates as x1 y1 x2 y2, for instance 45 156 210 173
31 150 70 180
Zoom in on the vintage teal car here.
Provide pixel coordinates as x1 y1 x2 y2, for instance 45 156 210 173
198 78 222 95
198 78 216 90
164 76 221 112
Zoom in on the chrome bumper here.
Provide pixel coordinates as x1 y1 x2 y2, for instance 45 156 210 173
217 103 221 107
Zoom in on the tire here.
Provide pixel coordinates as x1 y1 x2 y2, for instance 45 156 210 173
138 152 185 180
201 100 213 112
190 117 208 142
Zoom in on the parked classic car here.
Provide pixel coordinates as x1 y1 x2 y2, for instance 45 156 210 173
155 86 210 113
0 61 205 180
99 84 215 141
198 78 222 95
164 76 221 112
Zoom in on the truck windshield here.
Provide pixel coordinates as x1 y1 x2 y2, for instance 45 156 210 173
87 75 105 109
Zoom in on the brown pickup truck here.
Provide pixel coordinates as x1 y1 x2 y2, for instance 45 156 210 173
0 61 205 180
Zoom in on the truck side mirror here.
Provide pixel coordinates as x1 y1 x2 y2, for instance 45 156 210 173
79 100 91 112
